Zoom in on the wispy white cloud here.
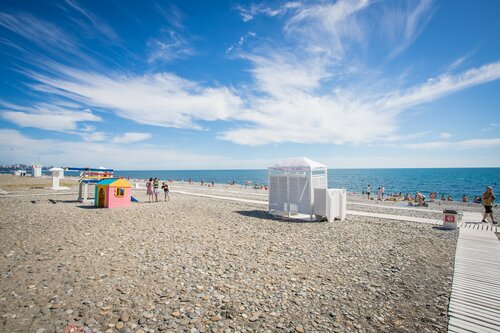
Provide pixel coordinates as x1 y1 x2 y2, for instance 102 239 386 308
80 131 108 142
385 0 435 58
147 29 194 63
284 0 369 59
445 54 470 72
0 12 79 53
404 138 500 150
381 61 500 110
219 59 500 145
147 3 195 63
439 132 453 139
0 102 101 132
112 132 152 144
235 2 302 22
25 64 243 130
3 0 500 152
154 2 185 29
0 11 101 66
226 31 256 54
64 0 120 42
0 129 268 169
482 123 500 132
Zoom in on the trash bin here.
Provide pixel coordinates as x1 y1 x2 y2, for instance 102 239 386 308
443 209 459 230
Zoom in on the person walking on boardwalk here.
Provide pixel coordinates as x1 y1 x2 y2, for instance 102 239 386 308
481 186 496 224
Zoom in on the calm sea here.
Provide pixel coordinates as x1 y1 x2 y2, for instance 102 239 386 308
106 168 500 200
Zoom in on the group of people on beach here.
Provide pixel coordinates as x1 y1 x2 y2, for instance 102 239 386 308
145 177 170 203
365 183 496 224
365 184 385 201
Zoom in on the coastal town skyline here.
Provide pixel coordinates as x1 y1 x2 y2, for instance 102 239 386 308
1 0 500 169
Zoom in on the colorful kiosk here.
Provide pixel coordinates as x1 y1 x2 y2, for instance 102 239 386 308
65 167 114 202
94 178 132 208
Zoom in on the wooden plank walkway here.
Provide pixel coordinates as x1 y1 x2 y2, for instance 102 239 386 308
448 212 500 333
458 212 499 233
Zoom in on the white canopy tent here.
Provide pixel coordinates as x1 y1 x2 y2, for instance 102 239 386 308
268 157 328 221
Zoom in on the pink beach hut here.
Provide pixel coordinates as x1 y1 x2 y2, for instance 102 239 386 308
94 178 132 208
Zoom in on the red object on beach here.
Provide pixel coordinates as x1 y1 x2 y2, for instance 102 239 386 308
443 209 459 230
63 323 86 333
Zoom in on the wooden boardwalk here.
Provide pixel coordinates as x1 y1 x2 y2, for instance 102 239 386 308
448 212 500 333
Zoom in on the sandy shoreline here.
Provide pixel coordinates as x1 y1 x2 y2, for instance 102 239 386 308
0 174 494 332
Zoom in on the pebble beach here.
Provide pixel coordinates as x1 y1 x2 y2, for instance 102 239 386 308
1 175 494 333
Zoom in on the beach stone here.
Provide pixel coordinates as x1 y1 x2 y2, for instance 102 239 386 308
211 314 222 322
248 315 259 322
116 322 124 330
143 312 154 319
120 313 130 322
171 310 181 318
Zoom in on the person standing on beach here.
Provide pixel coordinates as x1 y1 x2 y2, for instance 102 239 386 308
381 186 385 200
153 177 159 202
377 187 382 201
162 182 170 201
481 186 496 224
146 178 154 203
416 192 425 206
367 184 371 199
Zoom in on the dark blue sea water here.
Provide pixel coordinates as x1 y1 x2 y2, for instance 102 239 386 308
106 168 500 200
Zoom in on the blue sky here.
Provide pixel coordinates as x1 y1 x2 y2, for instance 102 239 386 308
0 0 499 169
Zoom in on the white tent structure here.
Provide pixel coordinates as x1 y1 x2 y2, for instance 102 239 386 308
32 164 42 177
14 169 26 176
268 157 328 221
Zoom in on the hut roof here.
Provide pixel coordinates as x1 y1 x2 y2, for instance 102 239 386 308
96 178 131 188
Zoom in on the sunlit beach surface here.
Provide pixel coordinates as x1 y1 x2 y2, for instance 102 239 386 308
2 174 495 332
